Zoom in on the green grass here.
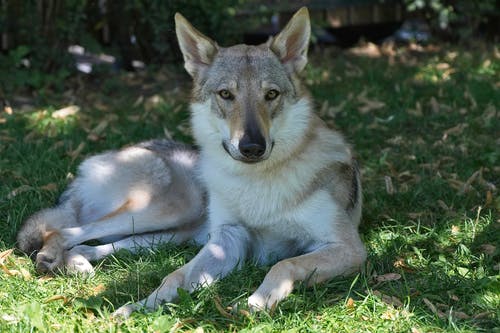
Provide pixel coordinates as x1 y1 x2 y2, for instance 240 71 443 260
1 44 499 332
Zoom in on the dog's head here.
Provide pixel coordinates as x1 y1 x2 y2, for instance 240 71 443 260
175 8 311 164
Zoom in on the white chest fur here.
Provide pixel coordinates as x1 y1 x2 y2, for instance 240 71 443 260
200 154 343 246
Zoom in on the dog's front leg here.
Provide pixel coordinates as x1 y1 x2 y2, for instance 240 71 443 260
248 238 366 311
112 224 250 318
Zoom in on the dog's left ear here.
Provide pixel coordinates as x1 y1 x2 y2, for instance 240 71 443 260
175 13 218 78
269 7 311 73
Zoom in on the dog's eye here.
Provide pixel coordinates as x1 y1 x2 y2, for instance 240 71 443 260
265 89 280 101
218 89 234 100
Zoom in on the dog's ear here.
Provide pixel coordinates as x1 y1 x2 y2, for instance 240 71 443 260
175 13 218 78
269 7 311 73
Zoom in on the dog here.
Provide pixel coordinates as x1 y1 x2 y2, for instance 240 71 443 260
17 7 366 318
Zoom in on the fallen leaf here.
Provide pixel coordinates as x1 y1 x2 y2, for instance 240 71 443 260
144 95 165 112
171 104 184 115
4 105 13 114
37 276 54 283
451 225 460 235
163 127 173 140
87 120 108 141
357 89 386 114
40 183 58 192
19 268 32 280
52 105 80 119
436 63 450 70
408 212 425 219
484 190 493 207
407 101 423 117
85 310 95 320
384 176 395 195
328 100 347 116
480 244 496 255
393 258 415 272
442 123 468 141
381 309 397 320
1 313 19 324
68 142 86 160
423 298 446 318
344 62 363 77
346 297 355 309
0 249 14 264
429 97 440 113
7 185 33 199
1 266 20 277
44 295 69 303
473 311 493 319
464 89 477 109
451 310 470 319
132 95 144 107
91 284 106 295
437 200 450 211
126 115 141 122
319 100 329 117
169 320 184 332
213 296 232 319
349 42 382 58
373 290 404 307
458 169 481 195
375 273 402 282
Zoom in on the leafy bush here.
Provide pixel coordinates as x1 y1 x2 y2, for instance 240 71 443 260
404 0 497 40
117 0 252 63
0 0 256 92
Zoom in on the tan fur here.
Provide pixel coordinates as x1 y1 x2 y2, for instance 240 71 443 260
97 199 132 221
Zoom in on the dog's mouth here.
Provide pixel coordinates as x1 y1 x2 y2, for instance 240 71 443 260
222 141 274 164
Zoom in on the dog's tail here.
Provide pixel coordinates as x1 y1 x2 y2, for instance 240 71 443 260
17 202 76 257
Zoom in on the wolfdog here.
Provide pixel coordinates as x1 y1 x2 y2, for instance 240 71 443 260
17 7 366 317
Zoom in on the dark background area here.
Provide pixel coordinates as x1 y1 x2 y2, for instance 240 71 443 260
0 0 497 100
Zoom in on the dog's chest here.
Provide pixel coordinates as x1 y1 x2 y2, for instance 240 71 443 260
205 166 339 243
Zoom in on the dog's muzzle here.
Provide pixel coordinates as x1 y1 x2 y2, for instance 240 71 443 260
222 141 273 164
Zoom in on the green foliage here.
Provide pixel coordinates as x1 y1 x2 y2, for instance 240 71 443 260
0 1 258 92
0 46 71 94
120 0 252 62
404 0 497 39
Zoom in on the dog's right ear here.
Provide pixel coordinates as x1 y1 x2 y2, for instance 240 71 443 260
175 13 218 78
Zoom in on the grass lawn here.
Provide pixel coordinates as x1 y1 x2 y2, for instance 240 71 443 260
0 43 498 332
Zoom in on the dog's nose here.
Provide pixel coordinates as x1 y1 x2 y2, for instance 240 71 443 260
239 142 266 159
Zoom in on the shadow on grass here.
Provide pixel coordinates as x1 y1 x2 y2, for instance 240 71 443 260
87 209 496 331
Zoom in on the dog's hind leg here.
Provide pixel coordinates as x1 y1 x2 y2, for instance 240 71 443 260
59 199 203 249
63 230 189 275
67 224 209 268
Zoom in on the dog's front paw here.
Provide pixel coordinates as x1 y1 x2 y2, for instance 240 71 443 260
248 293 275 312
112 303 143 320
